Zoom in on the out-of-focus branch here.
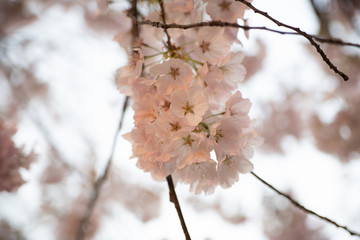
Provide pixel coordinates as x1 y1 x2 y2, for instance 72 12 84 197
235 0 349 81
166 175 191 240
251 172 360 237
76 0 138 238
75 96 129 240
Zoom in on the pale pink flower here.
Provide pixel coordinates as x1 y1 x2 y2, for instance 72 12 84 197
131 77 157 102
225 91 252 118
152 111 193 141
175 159 217 194
241 124 264 159
166 0 194 12
170 86 209 126
168 131 211 168
137 157 177 180
210 116 250 161
133 97 158 126
143 132 170 162
141 12 165 61
115 49 144 96
198 63 231 110
165 0 197 25
220 51 247 88
165 0 200 38
217 155 254 189
123 127 148 158
125 125 169 165
150 58 193 98
195 27 231 63
204 0 248 22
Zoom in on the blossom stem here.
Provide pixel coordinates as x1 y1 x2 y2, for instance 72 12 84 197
186 56 203 66
142 43 161 52
144 52 164 59
202 111 226 121
166 175 192 240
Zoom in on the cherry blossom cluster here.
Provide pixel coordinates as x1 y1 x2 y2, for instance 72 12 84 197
115 0 260 194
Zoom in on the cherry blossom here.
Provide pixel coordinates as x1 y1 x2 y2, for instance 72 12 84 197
150 58 193 98
170 87 209 126
218 155 254 189
204 0 248 22
210 116 250 161
116 0 260 194
195 27 231 63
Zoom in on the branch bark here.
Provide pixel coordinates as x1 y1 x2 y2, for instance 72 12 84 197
235 0 349 81
251 171 360 237
138 19 360 48
166 175 192 240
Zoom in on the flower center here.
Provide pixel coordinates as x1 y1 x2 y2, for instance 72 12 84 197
223 156 233 166
200 41 210 53
170 67 180 80
182 135 195 147
218 1 231 11
182 101 195 115
169 121 181 132
214 130 223 143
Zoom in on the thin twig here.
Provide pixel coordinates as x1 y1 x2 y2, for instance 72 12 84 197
75 0 140 237
130 0 139 38
166 175 192 240
75 96 129 240
235 0 349 81
138 3 353 81
137 20 360 49
312 36 360 48
251 171 360 237
158 0 174 53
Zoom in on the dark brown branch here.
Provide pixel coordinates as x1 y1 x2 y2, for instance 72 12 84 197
235 0 349 81
137 2 353 80
166 175 192 240
312 36 360 48
130 0 139 38
158 0 174 53
75 96 129 240
251 172 360 237
138 20 360 49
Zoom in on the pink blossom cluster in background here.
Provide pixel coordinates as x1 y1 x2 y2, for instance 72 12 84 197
115 0 261 194
0 120 35 192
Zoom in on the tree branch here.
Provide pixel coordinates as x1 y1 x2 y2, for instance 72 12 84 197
166 175 192 240
75 96 129 240
251 171 360 237
235 0 349 81
138 19 360 48
158 0 174 53
75 0 138 237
